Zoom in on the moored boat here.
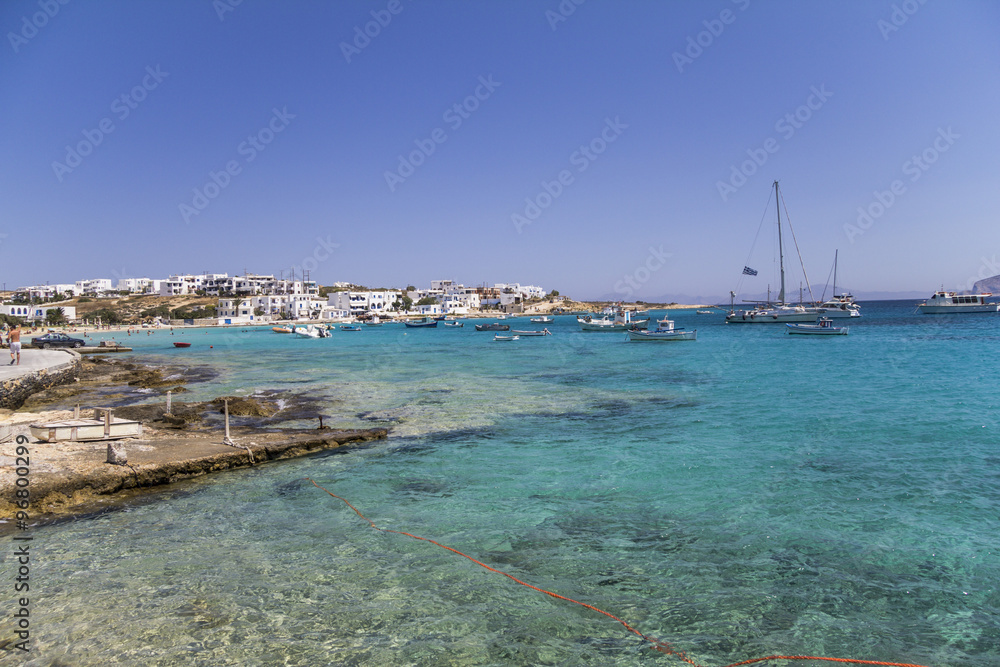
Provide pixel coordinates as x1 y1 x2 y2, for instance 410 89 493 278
475 323 509 331
404 318 438 328
529 316 554 323
578 309 648 331
493 334 519 341
173 342 191 348
917 290 998 314
272 326 293 333
786 318 849 335
340 325 362 331
510 329 551 337
443 321 464 328
625 318 696 342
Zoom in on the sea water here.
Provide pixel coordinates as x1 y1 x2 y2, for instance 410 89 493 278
4 302 998 666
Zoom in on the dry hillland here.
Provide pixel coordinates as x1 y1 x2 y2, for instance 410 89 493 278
0 289 709 326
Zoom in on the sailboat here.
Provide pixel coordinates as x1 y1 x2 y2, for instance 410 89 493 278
726 182 861 324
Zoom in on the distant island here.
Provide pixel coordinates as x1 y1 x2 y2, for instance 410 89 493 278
973 274 1000 294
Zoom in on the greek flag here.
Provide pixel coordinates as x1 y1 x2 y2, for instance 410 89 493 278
742 266 758 276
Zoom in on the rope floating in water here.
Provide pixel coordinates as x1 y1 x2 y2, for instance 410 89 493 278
307 478 931 667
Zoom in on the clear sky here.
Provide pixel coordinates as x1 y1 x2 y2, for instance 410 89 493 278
2 0 998 302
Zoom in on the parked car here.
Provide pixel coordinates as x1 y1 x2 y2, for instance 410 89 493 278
30 332 85 349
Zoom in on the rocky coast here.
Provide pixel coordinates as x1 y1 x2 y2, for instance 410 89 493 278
0 355 388 524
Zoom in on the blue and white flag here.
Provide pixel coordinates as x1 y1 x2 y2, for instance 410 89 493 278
742 266 758 276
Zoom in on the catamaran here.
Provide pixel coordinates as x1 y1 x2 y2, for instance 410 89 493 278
726 182 860 324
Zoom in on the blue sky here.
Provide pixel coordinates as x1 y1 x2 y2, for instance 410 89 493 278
2 0 998 302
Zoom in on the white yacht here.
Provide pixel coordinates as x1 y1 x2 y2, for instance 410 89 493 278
917 291 998 314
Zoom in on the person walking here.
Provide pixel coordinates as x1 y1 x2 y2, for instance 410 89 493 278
9 325 21 365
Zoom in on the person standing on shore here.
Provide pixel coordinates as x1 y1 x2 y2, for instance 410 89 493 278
9 325 21 365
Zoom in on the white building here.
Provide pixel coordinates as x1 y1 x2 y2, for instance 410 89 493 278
15 284 77 301
327 291 401 317
75 279 114 296
117 278 161 294
1 304 77 322
159 273 229 296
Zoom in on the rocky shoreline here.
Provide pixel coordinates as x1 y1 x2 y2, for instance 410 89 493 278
0 356 389 524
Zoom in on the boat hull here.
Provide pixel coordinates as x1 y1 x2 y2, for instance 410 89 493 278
404 321 438 328
917 304 998 314
727 307 859 323
475 324 509 331
626 330 696 342
786 324 849 335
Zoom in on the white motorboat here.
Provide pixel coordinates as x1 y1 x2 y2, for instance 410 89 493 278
529 316 554 323
917 290 998 314
510 329 551 337
493 334 519 341
786 318 849 335
625 318 696 342
294 325 328 338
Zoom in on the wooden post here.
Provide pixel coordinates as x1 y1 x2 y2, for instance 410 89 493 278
74 404 80 419
223 399 234 446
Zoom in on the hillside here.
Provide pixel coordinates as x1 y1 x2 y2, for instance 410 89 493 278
51 294 219 322
972 274 1000 294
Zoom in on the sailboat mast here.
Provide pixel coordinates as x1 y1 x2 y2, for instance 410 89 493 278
833 249 838 296
775 180 786 304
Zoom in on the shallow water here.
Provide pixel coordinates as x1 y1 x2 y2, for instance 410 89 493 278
6 303 999 665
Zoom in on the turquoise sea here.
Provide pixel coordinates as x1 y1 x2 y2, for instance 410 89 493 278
6 301 999 666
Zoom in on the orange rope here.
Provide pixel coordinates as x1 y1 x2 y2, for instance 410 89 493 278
307 479 933 667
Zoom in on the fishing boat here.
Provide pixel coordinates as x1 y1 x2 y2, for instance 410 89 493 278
272 326 293 333
577 309 648 331
30 409 142 442
786 318 849 335
917 290 998 314
529 316 554 324
364 316 384 327
340 325 362 331
493 334 519 341
726 184 861 324
625 318 696 342
404 317 438 328
443 321 464 328
510 329 551 337
173 342 191 348
475 323 509 331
